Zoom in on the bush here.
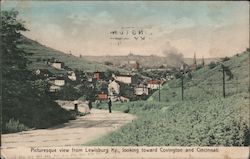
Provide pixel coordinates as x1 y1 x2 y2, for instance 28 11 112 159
196 64 203 70
221 57 230 62
123 107 130 113
57 84 81 101
5 119 29 133
36 57 42 62
208 62 217 69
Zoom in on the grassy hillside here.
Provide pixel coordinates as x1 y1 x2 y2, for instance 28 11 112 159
149 50 249 101
87 50 249 146
19 36 127 73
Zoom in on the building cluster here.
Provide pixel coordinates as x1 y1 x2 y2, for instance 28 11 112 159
34 58 166 103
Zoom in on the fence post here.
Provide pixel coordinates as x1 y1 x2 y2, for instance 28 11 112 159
158 84 161 102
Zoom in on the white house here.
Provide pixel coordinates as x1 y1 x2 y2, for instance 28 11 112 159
115 74 133 84
51 62 64 69
119 96 130 102
135 86 149 95
108 80 120 96
48 76 65 92
68 71 76 81
55 79 65 86
49 85 61 92
147 80 163 90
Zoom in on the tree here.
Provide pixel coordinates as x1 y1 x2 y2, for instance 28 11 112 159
1 9 72 133
57 84 81 101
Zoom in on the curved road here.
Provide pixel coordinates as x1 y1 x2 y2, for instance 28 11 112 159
2 107 136 149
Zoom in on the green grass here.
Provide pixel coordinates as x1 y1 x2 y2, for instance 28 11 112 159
19 37 127 73
86 50 250 146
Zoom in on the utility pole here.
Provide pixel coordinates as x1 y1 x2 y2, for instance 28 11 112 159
222 65 226 98
181 73 184 101
158 84 161 102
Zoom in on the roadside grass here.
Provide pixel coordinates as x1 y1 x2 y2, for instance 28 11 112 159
87 95 249 146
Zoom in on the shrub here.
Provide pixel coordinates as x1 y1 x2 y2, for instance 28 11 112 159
5 119 29 133
123 107 130 113
196 64 203 70
36 57 42 62
221 57 230 62
208 62 217 69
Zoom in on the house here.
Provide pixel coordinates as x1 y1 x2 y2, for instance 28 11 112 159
51 61 64 69
67 71 76 81
147 80 163 90
53 77 65 86
119 96 130 102
49 85 61 92
97 92 108 101
108 80 120 96
134 86 149 95
115 74 134 84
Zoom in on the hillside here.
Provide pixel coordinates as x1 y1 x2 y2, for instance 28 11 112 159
83 54 216 68
18 36 127 73
149 50 249 101
87 50 250 146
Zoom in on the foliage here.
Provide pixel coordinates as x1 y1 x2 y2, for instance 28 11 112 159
196 64 203 70
5 118 29 133
208 61 218 69
221 56 230 62
119 84 140 101
2 9 73 134
57 84 81 101
88 96 249 146
174 71 182 79
223 65 233 80
139 70 171 80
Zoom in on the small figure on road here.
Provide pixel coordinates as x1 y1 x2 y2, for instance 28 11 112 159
108 98 112 113
88 100 92 110
74 100 78 112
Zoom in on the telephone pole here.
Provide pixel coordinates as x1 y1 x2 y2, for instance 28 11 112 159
181 73 184 101
222 65 226 98
158 84 161 102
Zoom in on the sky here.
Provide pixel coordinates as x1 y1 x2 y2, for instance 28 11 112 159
2 1 249 58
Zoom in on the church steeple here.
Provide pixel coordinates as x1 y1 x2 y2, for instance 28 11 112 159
192 52 197 70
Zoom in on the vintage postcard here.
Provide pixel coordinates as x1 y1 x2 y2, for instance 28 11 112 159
1 1 249 159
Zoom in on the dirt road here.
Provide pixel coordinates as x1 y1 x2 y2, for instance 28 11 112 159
1 106 136 149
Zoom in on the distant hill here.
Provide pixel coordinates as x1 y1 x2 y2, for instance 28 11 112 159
18 36 127 74
83 54 216 68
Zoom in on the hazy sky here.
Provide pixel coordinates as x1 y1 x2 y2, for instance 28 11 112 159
2 1 249 58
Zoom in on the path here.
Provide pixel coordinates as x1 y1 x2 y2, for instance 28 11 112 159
1 104 136 149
